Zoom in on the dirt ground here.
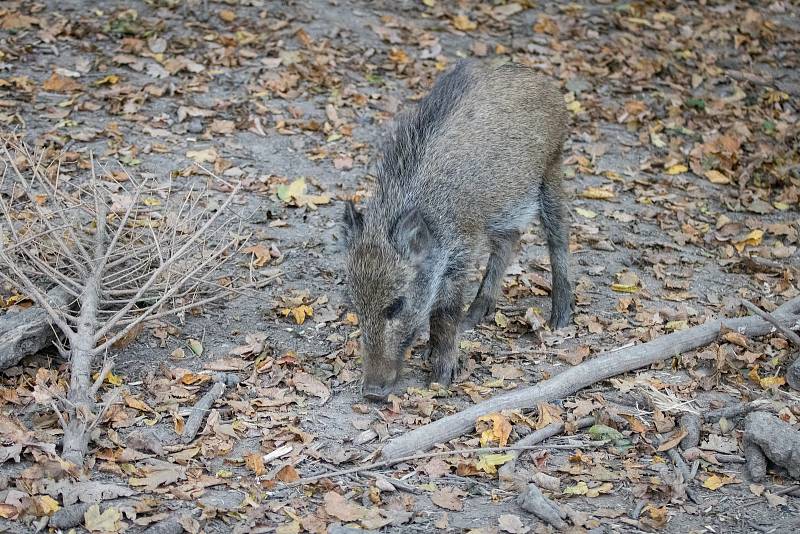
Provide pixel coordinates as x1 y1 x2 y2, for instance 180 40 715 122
0 0 799 533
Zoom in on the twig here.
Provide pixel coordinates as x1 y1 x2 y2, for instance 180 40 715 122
498 417 595 482
287 442 595 488
741 299 800 347
182 381 226 443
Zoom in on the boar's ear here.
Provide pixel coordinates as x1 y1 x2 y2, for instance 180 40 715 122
392 208 431 259
342 200 363 245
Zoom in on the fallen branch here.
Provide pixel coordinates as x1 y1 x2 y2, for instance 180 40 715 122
0 286 72 370
182 381 226 444
380 296 800 460
498 417 595 484
287 442 595 488
742 299 800 390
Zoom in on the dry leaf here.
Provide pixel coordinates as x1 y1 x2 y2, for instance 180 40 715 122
477 412 512 447
292 372 330 404
431 486 465 511
323 491 366 521
84 504 122 533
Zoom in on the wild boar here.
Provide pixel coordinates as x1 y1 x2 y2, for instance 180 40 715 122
343 60 572 400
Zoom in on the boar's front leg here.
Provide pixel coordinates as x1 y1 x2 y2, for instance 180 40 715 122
462 230 520 330
428 277 465 386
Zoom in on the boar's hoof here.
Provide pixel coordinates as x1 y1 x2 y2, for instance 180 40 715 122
429 350 461 386
362 383 394 402
548 309 572 330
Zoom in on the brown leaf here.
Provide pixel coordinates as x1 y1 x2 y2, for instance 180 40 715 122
431 486 465 511
292 372 330 404
245 452 265 475
42 72 82 92
275 464 300 482
323 491 366 521
423 457 450 478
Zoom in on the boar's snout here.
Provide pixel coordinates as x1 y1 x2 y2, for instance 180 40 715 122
361 358 399 402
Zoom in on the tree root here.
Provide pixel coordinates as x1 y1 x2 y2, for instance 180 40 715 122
743 411 800 482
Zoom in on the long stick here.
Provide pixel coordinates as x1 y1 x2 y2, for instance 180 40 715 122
287 442 595 488
380 296 800 460
741 300 800 347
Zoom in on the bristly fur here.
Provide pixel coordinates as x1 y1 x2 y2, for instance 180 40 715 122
344 59 573 400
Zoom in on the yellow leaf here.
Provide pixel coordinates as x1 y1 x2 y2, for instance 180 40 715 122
734 229 763 253
703 474 738 490
452 15 477 31
34 495 60 516
0 504 18 519
94 74 120 86
291 304 313 324
475 453 514 474
494 310 509 328
477 412 512 447
143 197 161 206
422 0 436 5
563 481 588 496
611 271 641 293
759 375 786 389
218 9 236 22
106 371 124 386
566 100 582 114
665 164 688 175
575 207 597 219
84 504 122 533
124 395 155 413
581 187 615 200
704 170 731 185
186 147 218 163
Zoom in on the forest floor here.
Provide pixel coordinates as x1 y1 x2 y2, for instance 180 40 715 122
0 0 799 532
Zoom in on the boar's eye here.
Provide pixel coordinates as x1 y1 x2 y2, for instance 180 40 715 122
383 297 405 319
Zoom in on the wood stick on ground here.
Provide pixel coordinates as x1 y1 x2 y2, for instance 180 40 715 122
741 300 800 346
498 417 595 482
0 286 72 371
380 296 800 461
286 442 596 488
742 299 800 390
182 381 226 443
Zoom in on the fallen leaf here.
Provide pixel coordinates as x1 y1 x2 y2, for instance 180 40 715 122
477 412 512 447
476 453 514 474
611 271 641 293
292 372 331 404
666 164 688 175
84 504 122 533
734 229 764 252
452 15 477 31
581 187 615 200
499 513 529 533
323 491 366 521
186 147 218 164
42 72 82 92
703 474 739 490
704 170 731 184
431 486 465 511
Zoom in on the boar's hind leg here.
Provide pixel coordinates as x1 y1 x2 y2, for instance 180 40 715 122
462 230 520 331
540 167 573 329
429 279 465 386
